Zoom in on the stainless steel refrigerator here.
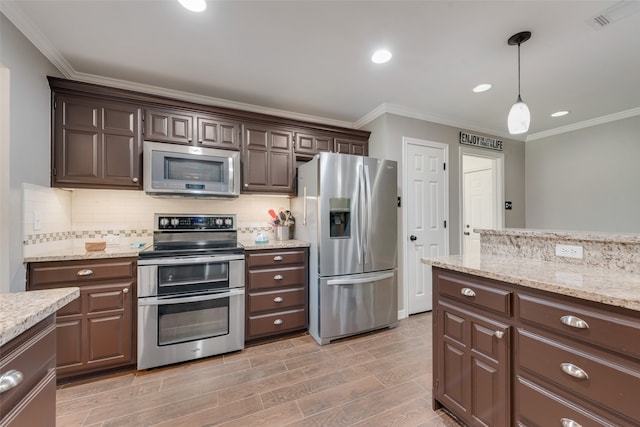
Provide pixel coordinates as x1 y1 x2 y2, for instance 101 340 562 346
292 152 398 345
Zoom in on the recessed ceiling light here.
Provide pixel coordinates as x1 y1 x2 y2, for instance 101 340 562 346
551 110 570 117
178 0 206 12
371 49 392 64
473 84 492 93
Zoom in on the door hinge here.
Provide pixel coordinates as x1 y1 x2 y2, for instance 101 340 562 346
53 100 57 109
52 167 57 176
443 162 446 171
444 220 447 228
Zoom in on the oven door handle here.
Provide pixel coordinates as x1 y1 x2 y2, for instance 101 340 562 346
138 288 245 306
138 254 245 266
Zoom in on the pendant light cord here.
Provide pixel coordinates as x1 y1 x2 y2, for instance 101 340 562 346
517 42 521 99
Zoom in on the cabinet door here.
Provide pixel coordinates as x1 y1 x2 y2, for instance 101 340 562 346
242 123 294 194
197 116 240 150
294 132 334 157
53 95 142 189
334 137 368 156
435 299 511 427
144 108 193 144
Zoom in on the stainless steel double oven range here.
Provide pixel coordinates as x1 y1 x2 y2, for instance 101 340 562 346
137 214 245 370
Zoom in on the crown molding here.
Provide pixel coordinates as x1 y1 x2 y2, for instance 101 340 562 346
355 103 525 141
526 107 640 141
0 1 74 78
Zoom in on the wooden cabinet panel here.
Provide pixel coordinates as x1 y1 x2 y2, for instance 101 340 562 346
197 116 240 150
144 108 192 144
27 258 137 380
53 94 142 189
245 248 308 341
294 132 334 157
335 138 368 156
436 270 512 316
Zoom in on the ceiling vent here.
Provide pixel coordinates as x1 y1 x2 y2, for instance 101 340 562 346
586 0 640 30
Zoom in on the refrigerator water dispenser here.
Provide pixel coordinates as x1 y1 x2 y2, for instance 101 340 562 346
329 198 351 238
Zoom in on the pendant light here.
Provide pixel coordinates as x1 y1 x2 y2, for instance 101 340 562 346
507 31 531 135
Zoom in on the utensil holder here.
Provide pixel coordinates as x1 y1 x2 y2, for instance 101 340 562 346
274 225 290 241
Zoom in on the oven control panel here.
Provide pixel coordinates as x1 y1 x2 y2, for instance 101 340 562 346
155 214 236 230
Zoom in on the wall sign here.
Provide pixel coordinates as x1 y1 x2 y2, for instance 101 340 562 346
459 131 503 151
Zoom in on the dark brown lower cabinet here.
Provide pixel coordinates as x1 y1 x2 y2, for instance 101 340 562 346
433 267 640 427
0 315 56 426
27 258 137 380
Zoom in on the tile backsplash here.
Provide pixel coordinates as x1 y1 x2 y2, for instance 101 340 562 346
23 184 291 255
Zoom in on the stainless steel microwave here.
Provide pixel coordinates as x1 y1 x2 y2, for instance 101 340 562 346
143 141 240 197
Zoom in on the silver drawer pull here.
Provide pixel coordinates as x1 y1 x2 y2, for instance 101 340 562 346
273 256 283 261
273 296 284 303
560 363 589 380
494 331 504 339
0 370 24 393
561 418 583 427
460 288 476 297
77 269 94 276
273 319 283 325
560 315 589 329
274 274 284 280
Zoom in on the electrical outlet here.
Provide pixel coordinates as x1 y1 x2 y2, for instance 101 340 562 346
555 244 584 259
103 234 120 246
33 211 42 231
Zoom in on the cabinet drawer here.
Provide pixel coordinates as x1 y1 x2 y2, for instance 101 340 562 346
517 375 628 427
436 271 512 316
518 329 640 421
248 287 305 313
0 317 56 415
518 293 640 358
247 309 306 338
29 259 136 286
248 266 305 290
246 250 306 267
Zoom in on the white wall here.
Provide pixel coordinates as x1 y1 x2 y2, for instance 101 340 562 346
525 115 640 233
1 14 64 292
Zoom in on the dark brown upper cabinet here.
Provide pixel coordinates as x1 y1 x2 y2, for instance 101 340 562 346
52 94 142 190
335 137 369 156
242 123 294 195
294 132 334 158
144 107 241 150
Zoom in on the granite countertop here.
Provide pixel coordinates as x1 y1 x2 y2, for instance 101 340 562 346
240 239 310 250
23 245 145 263
0 287 79 346
423 254 640 312
477 228 640 244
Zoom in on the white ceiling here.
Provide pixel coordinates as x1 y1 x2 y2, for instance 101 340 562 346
3 0 640 141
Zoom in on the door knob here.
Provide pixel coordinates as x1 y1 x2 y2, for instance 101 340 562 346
463 232 470 236
409 235 417 241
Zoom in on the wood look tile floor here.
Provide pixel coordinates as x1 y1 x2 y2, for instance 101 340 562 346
56 312 462 426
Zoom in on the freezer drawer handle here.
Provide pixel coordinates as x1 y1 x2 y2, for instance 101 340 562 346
560 315 589 329
77 269 94 276
460 288 476 297
274 274 284 281
273 296 284 303
0 370 23 394
560 363 589 380
273 256 284 261
273 319 283 325
561 419 582 427
327 272 394 286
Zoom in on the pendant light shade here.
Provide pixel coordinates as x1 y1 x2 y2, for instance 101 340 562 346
507 31 531 135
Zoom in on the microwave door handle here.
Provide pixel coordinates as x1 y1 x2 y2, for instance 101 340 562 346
138 288 245 306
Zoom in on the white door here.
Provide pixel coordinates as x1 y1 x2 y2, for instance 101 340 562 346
462 154 497 256
404 138 448 315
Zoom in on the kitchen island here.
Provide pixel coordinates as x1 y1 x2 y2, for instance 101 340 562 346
1 287 79 426
423 228 640 427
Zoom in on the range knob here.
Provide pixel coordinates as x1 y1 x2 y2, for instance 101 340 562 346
159 218 169 227
224 218 233 226
215 218 223 226
170 218 180 227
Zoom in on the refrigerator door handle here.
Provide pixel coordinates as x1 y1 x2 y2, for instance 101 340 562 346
303 185 307 226
356 163 364 265
363 163 372 265
326 272 395 286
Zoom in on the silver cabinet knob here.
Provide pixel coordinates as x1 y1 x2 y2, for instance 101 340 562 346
274 274 283 280
560 315 589 329
0 370 24 393
244 183 249 187
273 319 283 325
273 256 283 261
123 288 129 294
560 363 589 380
460 288 476 297
77 269 93 276
132 177 139 183
561 418 583 427
273 296 284 303
494 331 504 339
